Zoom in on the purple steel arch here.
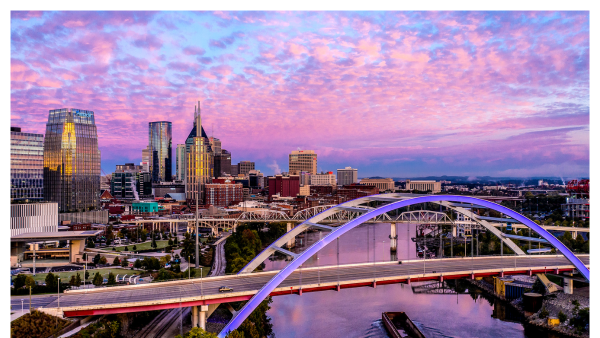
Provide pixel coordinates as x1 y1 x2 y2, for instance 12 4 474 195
219 195 589 337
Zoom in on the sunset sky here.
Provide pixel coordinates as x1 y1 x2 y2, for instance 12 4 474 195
10 11 589 178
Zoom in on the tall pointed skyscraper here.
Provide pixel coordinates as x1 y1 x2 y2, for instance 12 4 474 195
185 100 213 204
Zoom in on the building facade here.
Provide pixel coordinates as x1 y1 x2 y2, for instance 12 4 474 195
205 182 243 207
209 137 222 155
289 150 317 175
141 147 150 172
185 101 213 204
405 180 442 193
310 172 337 186
136 172 153 198
176 144 186 181
43 108 101 213
337 167 358 186
111 172 136 199
268 175 300 198
359 178 395 192
148 121 172 182
11 127 44 202
237 161 255 176
11 202 58 237
214 149 232 178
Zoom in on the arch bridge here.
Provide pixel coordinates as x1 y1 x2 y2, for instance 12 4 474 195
218 194 590 337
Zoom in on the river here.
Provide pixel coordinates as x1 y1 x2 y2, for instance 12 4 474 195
261 223 547 338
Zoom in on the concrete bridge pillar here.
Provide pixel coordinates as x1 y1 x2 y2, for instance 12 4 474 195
572 231 578 240
286 223 294 249
564 278 574 294
191 306 198 328
390 223 397 253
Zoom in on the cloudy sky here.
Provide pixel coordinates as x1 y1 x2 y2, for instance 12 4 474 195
10 11 589 178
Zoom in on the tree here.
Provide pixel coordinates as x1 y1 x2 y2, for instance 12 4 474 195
121 258 129 267
133 245 137 251
134 259 142 269
93 254 101 265
85 270 90 280
159 256 168 267
75 273 82 287
151 236 157 249
87 238 95 248
69 275 77 286
168 239 173 246
99 256 108 265
113 257 121 266
558 311 567 323
13 274 27 289
124 246 129 252
45 273 57 289
107 272 116 285
92 272 103 286
175 327 219 338
24 275 36 290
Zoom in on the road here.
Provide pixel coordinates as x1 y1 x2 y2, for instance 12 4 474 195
10 295 57 311
208 234 229 277
28 254 587 316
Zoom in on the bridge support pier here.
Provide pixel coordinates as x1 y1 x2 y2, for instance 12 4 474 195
286 223 294 249
192 305 210 329
390 223 397 253
563 278 574 294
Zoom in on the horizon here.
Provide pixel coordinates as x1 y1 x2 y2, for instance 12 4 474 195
10 11 589 177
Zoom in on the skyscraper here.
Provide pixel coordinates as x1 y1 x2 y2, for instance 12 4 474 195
141 146 150 172
237 161 255 176
11 127 44 202
337 166 358 186
43 108 101 212
176 144 186 181
214 149 232 178
209 136 222 155
185 101 213 204
289 150 317 175
149 121 172 182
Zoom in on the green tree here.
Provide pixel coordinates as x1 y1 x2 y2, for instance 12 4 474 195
85 270 90 280
121 258 129 267
134 259 142 269
24 275 36 289
124 246 129 251
93 253 101 265
92 272 103 286
113 257 121 266
107 272 116 285
99 256 108 265
75 273 82 287
13 274 27 289
87 238 95 248
45 273 57 289
133 245 137 251
69 275 77 286
175 327 219 338
558 311 567 323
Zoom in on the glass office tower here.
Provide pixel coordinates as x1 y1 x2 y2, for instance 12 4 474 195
43 109 101 212
149 121 172 182
11 127 44 202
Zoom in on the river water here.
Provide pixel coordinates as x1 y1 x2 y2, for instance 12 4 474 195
261 223 544 338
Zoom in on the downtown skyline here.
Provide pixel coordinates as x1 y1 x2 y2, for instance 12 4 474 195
10 11 589 177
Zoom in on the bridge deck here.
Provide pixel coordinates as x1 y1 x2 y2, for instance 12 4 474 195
45 255 589 317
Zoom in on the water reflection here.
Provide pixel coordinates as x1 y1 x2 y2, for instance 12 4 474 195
263 223 538 338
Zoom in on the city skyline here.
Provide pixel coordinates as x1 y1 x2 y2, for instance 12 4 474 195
10 11 589 177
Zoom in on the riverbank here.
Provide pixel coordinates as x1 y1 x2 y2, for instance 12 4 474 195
464 278 589 338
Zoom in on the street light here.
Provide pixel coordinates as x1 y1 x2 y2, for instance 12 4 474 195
188 256 191 279
21 299 24 314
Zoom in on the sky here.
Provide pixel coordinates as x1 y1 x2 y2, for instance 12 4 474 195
10 11 589 178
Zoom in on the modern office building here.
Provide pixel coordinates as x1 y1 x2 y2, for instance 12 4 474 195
149 121 172 182
337 167 358 186
360 178 395 192
289 150 317 175
136 172 153 198
185 101 214 204
248 170 264 189
11 127 44 202
43 108 101 212
205 182 243 207
209 137 222 155
141 146 150 172
11 202 58 237
299 171 311 186
231 165 239 177
115 163 143 172
214 149 232 178
310 172 337 186
237 161 255 176
405 180 441 193
111 172 136 199
176 144 186 181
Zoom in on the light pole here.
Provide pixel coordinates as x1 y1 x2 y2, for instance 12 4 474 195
200 267 203 296
21 299 24 314
195 188 199 269
57 277 61 313
188 256 191 279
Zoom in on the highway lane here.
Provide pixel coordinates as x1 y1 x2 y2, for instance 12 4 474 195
36 255 588 312
10 295 57 311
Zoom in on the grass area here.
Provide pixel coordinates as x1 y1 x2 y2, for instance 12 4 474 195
12 268 142 283
190 267 210 278
111 240 170 252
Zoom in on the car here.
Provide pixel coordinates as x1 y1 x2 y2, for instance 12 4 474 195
219 286 233 292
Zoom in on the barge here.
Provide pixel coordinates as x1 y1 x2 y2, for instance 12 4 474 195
382 312 426 338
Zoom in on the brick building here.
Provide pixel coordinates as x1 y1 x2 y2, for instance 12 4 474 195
268 175 300 198
205 182 243 207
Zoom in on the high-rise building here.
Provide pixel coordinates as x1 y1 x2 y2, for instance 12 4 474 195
111 172 136 199
149 121 172 182
237 161 255 176
11 127 44 202
176 144 186 181
11 202 58 237
209 137 222 155
116 163 143 172
141 146 150 172
289 150 317 175
231 165 239 177
205 181 243 207
268 175 300 198
214 149 232 178
337 167 358 186
185 101 213 204
43 108 101 212
248 170 264 189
